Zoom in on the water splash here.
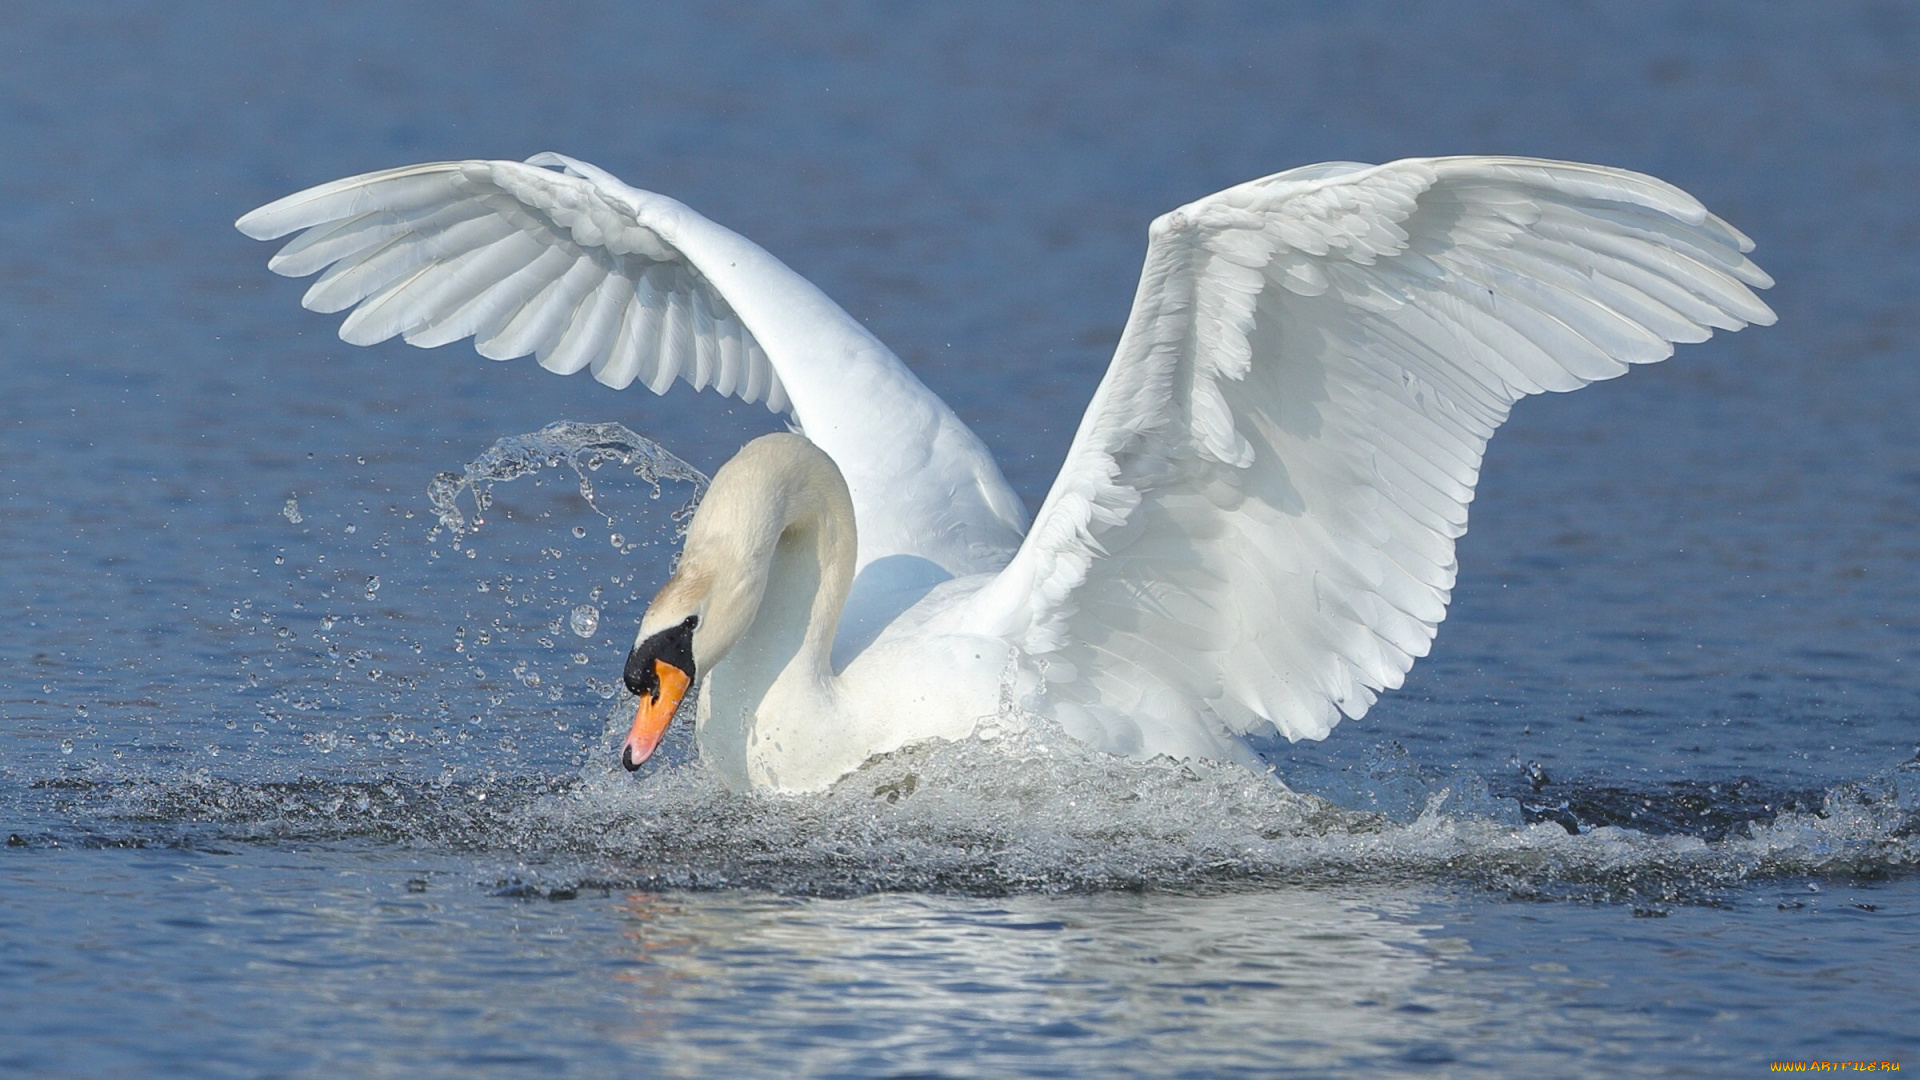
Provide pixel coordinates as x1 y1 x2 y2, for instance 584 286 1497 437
134 421 715 792
569 605 600 639
427 421 707 537
38 699 1920 903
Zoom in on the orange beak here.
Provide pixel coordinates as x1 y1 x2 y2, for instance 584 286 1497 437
621 659 691 771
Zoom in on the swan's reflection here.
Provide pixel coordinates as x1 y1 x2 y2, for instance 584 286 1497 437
603 886 1591 1076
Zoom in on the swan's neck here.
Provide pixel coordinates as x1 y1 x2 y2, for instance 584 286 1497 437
676 435 855 790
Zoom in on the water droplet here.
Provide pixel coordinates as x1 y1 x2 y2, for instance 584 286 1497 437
321 616 336 631
282 498 304 524
364 575 381 599
344 523 357 534
569 604 600 638
274 555 285 565
609 533 625 548
59 738 73 755
572 525 587 539
573 653 590 665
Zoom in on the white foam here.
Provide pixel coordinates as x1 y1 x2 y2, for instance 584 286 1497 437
69 721 1920 903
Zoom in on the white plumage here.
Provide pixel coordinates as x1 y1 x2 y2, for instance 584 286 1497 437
240 153 1773 790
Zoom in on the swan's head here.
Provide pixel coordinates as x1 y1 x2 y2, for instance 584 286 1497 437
615 511 755 771
619 559 732 771
620 611 698 771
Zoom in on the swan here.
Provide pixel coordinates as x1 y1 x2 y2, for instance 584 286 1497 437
237 153 1774 792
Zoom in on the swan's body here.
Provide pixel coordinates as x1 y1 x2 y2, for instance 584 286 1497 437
239 153 1774 792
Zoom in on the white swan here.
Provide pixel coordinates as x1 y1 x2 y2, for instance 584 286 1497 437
237 153 1774 792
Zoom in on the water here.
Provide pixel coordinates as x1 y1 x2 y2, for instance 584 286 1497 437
4 2 1919 1075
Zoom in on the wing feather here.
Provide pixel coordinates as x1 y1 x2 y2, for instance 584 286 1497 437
489 258 608 361
302 202 501 314
401 233 556 348
592 280 654 390
690 288 719 395
268 211 393 277
338 218 527 345
539 271 630 376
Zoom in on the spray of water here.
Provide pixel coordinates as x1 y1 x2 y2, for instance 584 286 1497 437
427 421 706 538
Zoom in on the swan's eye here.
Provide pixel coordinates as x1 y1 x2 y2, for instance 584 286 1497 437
623 615 698 698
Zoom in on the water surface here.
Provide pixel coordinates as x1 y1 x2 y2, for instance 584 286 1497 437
3 3 1919 1076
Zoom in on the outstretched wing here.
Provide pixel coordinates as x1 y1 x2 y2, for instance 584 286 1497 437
237 154 1027 576
964 157 1774 763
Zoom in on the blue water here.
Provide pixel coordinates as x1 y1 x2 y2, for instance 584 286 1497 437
4 2 1919 1075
